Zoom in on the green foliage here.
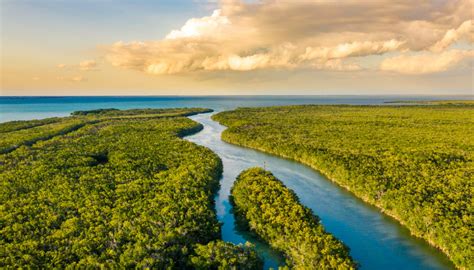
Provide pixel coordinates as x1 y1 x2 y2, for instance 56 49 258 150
189 240 263 270
0 108 226 268
71 107 213 117
0 108 213 155
71 108 120 115
0 118 89 154
384 100 474 105
231 167 357 269
0 117 60 133
214 105 474 269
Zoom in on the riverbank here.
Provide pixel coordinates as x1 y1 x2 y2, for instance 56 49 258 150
218 140 455 266
213 105 472 269
187 112 455 269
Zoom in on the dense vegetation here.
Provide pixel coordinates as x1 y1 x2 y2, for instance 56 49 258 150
384 100 474 105
0 117 60 133
1 108 262 269
0 108 214 155
190 240 263 269
71 107 213 117
214 105 474 269
0 118 89 154
231 167 357 269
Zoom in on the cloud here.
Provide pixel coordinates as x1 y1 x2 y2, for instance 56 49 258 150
104 0 473 75
107 41 361 74
429 20 473 52
315 59 362 72
300 40 406 61
79 60 98 71
71 75 85 82
165 9 231 40
57 60 98 71
57 75 86 82
380 50 474 74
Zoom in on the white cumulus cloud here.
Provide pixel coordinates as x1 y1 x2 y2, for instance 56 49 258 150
165 10 231 40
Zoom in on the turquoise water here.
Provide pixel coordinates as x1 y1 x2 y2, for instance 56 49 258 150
1 95 467 269
2 95 471 122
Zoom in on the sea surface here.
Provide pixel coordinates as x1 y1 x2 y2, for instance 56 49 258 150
1 95 472 122
2 95 470 269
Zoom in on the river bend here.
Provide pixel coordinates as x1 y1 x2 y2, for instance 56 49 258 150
185 112 454 270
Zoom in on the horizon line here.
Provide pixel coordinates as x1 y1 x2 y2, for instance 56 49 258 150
1 94 473 98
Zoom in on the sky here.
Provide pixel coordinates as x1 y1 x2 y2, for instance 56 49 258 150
0 0 473 96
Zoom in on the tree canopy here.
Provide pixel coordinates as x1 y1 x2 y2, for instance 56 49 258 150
231 167 357 269
0 108 261 269
214 104 474 269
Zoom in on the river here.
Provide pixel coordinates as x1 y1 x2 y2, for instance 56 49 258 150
2 95 462 269
185 112 454 270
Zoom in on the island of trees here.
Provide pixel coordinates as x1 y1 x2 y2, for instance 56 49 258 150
0 108 262 269
214 104 473 269
231 167 357 269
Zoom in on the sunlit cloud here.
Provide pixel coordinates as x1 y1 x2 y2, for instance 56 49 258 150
79 60 98 71
165 9 231 40
429 20 473 53
380 50 474 74
300 40 406 61
57 75 86 82
56 60 98 71
104 0 473 75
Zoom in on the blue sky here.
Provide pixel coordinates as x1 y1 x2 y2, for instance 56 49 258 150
2 1 211 49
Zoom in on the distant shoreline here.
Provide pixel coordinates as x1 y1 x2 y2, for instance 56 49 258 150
1 94 473 98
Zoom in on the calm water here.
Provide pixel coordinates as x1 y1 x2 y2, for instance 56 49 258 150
2 95 467 269
1 95 471 122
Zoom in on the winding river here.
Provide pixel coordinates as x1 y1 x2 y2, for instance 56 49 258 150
185 112 454 270
2 96 465 269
